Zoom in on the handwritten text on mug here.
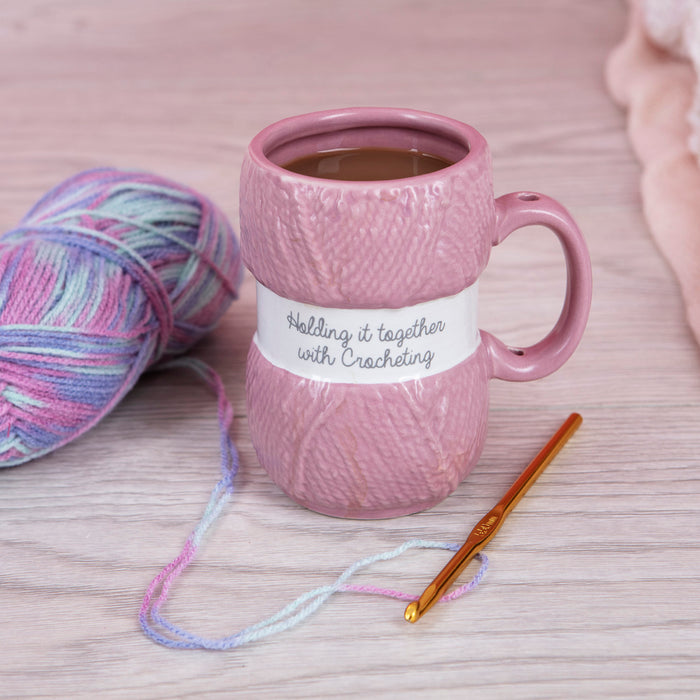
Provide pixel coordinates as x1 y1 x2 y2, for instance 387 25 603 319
254 283 480 384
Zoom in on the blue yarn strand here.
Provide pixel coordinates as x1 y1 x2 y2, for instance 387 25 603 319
139 358 489 651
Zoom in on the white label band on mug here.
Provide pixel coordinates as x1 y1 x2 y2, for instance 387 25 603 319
254 282 480 384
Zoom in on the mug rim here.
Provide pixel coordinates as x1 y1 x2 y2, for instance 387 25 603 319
247 106 488 186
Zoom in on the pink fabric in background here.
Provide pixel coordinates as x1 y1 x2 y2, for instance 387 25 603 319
606 0 700 345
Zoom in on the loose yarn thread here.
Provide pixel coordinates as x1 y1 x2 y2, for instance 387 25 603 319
0 168 242 466
139 356 488 650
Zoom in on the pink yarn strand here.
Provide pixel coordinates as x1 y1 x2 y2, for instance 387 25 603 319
138 360 489 650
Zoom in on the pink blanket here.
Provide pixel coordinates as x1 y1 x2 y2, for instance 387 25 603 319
606 1 700 344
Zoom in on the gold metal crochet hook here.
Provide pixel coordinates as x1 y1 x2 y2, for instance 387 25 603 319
404 412 582 623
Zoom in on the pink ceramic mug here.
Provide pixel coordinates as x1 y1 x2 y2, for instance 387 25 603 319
240 107 592 519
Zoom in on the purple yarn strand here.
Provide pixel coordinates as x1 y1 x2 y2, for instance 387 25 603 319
138 361 489 650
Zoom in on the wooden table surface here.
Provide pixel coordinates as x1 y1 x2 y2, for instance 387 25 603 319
2 1 699 697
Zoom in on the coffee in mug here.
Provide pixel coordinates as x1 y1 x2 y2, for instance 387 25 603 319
282 146 454 181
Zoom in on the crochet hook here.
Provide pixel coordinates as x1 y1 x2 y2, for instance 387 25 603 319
404 412 582 623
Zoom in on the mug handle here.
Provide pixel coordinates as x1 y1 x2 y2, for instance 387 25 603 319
481 192 592 382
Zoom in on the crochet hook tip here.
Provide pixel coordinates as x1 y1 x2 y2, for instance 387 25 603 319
404 601 419 623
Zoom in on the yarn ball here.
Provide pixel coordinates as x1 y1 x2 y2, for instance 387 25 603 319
0 168 243 467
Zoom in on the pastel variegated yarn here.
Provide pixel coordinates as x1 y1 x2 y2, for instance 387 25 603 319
0 168 487 649
0 168 242 467
139 359 488 650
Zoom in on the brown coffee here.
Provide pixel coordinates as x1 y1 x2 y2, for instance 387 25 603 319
282 147 454 181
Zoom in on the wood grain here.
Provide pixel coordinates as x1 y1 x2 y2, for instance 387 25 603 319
2 1 699 697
